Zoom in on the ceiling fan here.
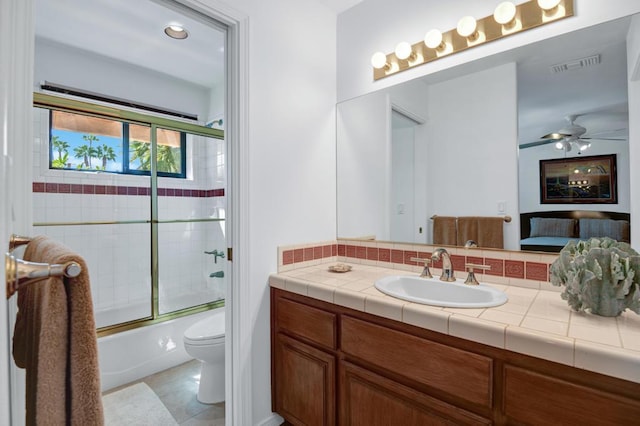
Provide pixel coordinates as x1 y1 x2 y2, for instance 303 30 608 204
520 114 627 151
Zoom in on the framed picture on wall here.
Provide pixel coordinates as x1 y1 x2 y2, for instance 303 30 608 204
540 154 617 204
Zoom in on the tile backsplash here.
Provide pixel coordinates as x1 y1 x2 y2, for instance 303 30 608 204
278 239 561 291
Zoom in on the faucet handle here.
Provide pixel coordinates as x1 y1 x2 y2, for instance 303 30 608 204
464 240 478 248
464 263 491 285
410 257 433 278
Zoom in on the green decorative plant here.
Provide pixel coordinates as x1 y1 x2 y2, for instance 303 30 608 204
550 237 640 317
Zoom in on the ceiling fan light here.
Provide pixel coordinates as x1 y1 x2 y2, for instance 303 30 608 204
555 141 564 150
542 132 565 140
579 142 591 151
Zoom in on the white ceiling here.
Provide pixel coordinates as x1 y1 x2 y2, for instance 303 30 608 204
35 0 226 89
516 16 630 145
34 0 631 146
316 0 364 14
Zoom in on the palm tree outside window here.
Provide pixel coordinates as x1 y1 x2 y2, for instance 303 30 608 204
48 110 186 177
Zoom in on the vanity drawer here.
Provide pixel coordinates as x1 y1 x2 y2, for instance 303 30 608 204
340 316 493 408
275 296 337 350
503 365 640 425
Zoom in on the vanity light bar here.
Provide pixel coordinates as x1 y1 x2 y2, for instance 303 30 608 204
372 0 574 81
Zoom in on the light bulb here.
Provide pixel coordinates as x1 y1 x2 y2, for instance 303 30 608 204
555 141 564 150
494 2 516 25
395 42 413 60
424 29 444 49
164 24 189 40
371 52 388 69
457 16 477 38
579 142 591 151
537 0 561 11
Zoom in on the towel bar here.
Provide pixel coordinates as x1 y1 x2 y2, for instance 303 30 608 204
430 215 512 223
5 252 82 299
8 234 31 252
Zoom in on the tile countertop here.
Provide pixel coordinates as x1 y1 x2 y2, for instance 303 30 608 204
269 261 640 384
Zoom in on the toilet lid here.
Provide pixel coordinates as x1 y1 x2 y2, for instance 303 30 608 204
184 309 225 342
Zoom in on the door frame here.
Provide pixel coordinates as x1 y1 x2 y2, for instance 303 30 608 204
0 0 253 424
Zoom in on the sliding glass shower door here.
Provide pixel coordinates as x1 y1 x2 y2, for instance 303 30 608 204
157 131 227 314
31 94 226 334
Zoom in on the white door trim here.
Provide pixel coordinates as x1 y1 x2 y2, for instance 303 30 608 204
175 1 253 425
1 0 253 424
1 0 35 423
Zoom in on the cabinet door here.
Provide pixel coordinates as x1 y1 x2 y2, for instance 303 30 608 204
340 361 491 426
274 333 335 426
503 365 640 425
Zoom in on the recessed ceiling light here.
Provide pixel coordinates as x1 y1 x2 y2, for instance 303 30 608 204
164 25 188 40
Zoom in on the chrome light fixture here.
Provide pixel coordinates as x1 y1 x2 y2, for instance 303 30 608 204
372 0 574 81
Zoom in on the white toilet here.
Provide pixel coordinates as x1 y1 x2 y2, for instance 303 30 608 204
183 307 225 404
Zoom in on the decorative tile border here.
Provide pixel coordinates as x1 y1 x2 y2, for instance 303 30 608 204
278 239 559 287
281 243 337 266
33 182 225 197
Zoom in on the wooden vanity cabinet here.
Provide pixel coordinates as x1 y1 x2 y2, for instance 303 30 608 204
339 361 490 426
274 333 335 426
503 365 640 425
271 287 640 426
272 294 338 425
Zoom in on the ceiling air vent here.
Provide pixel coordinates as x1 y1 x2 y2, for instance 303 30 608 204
549 54 601 74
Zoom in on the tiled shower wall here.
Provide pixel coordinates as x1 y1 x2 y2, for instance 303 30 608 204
32 108 227 324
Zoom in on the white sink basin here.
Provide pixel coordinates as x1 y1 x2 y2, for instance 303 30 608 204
374 275 508 308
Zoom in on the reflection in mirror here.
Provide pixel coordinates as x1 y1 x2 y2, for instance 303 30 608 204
336 15 633 252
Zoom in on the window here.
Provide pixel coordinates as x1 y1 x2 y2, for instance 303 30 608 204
49 110 186 178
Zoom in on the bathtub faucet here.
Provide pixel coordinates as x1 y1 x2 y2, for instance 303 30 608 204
205 249 226 263
209 271 224 278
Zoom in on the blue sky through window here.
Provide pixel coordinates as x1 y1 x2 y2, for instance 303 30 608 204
51 129 146 171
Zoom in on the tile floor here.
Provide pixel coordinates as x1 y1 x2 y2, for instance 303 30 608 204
105 360 225 425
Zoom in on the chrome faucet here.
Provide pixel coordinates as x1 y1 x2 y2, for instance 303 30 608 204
431 248 456 282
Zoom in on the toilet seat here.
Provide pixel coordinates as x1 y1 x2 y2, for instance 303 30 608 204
184 310 225 346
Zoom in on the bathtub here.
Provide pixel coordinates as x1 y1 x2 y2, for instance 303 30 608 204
98 305 224 391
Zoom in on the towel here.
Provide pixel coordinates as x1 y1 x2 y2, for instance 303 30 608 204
457 217 504 249
456 217 478 247
13 236 104 426
432 216 457 246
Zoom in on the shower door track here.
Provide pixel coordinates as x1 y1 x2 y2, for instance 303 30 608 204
34 218 225 227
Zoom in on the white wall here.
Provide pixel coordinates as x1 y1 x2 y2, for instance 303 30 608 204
391 121 416 242
337 78 429 242
337 90 390 239
337 0 640 102
427 62 519 249
217 1 337 424
35 38 213 121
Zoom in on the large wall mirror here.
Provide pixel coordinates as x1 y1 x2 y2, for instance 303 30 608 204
337 14 634 251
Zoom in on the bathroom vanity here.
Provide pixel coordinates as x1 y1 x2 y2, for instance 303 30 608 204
270 266 640 425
